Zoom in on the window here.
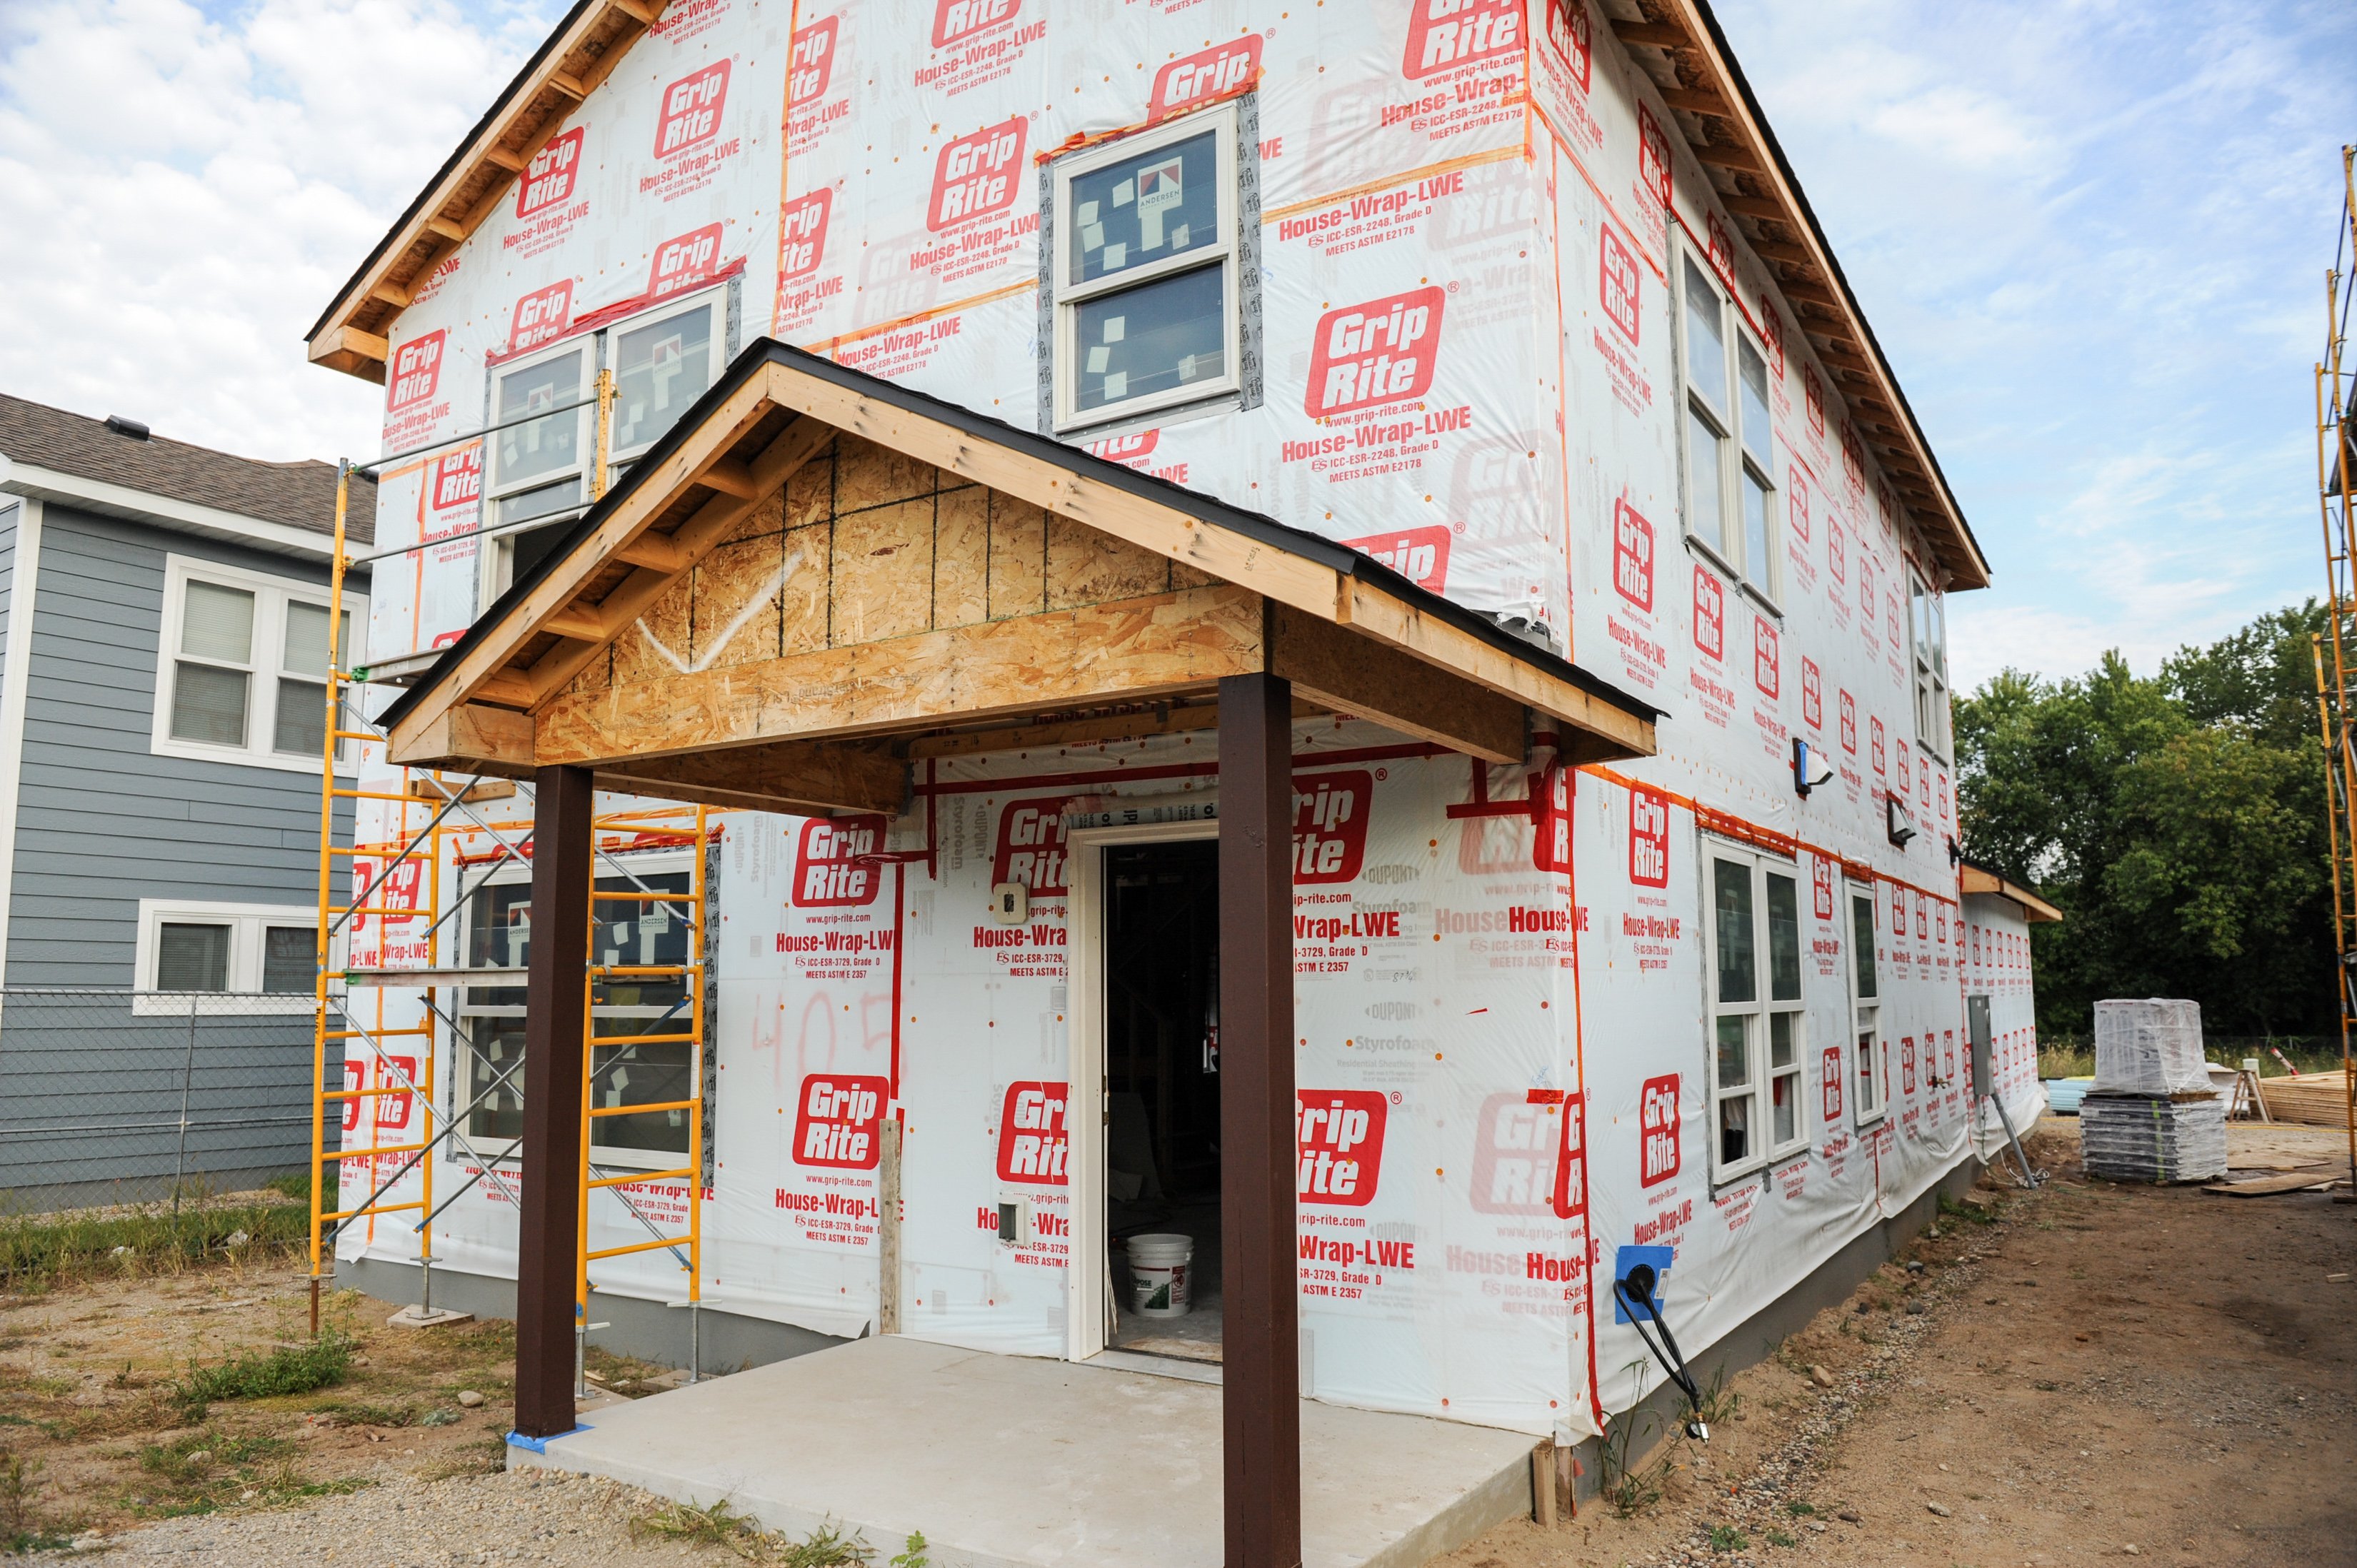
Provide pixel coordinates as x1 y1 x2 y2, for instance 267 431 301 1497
481 286 731 610
1849 886 1887 1123
1051 104 1241 431
155 558 362 773
1910 568 1951 758
455 853 701 1167
134 899 316 1013
1679 255 1778 603
1705 846 1807 1178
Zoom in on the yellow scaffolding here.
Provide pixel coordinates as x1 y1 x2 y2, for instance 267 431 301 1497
2308 143 2357 1186
306 374 716 1372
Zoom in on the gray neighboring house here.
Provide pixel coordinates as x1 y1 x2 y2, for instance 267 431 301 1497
0 395 371 1207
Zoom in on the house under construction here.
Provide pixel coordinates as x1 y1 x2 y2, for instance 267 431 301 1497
296 3 2049 1562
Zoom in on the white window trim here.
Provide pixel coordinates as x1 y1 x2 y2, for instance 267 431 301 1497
151 555 366 776
133 898 316 1015
1909 566 1952 762
1701 838 1811 1182
606 281 731 466
1051 103 1242 433
1677 247 1781 610
484 333 593 515
1848 883 1889 1127
454 848 700 1170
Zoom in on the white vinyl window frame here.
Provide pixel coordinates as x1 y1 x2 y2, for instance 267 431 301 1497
152 556 365 776
453 847 702 1170
1702 840 1810 1182
133 898 316 1015
1848 883 1888 1126
1909 566 1952 761
1677 248 1780 610
606 281 731 468
1050 102 1243 433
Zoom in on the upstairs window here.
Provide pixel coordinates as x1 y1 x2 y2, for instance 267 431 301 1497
609 288 726 463
1679 254 1778 605
1850 886 1887 1123
156 558 361 773
1051 104 1241 431
1706 845 1808 1179
1910 568 1951 759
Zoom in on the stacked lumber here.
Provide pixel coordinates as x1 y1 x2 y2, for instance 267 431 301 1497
2080 1092 2227 1182
2253 1072 2351 1127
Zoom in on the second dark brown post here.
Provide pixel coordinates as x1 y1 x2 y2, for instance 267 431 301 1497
513 764 593 1439
1218 670 1301 1568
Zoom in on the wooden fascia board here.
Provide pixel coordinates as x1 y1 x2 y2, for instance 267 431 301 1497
591 739 909 815
1662 1 1989 592
527 585 1266 766
1337 579 1654 760
1269 605 1526 764
766 365 1346 620
1960 865 2064 925
389 702 536 776
305 1 646 376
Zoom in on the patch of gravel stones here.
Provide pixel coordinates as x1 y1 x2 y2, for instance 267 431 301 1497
78 1467 727 1566
1634 1234 1996 1568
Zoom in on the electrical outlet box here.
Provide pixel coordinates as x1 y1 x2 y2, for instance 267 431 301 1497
996 1195 1032 1244
989 881 1029 925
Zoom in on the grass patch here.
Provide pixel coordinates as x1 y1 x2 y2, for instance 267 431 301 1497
0 1200 307 1292
1783 1499 1816 1516
262 1172 310 1202
629 1503 884 1565
418 1434 507 1482
172 1332 353 1417
1938 1192 1999 1227
1766 1527 1798 1547
1708 1522 1750 1552
1597 1409 1673 1518
137 1432 292 1484
311 1399 421 1428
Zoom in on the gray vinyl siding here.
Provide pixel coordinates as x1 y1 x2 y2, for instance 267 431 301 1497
0 504 358 1205
0 501 18 702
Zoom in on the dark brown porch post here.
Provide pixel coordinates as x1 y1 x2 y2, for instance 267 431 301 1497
1218 670 1301 1567
514 764 593 1439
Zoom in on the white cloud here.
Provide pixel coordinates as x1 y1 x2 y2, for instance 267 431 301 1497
0 0 561 463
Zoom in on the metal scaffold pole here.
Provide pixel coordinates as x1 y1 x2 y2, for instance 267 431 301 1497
2309 144 2357 1194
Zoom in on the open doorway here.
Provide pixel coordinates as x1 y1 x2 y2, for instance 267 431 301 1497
1101 838 1222 1362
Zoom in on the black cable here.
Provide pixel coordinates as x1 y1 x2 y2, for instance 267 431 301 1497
1612 1267 1709 1440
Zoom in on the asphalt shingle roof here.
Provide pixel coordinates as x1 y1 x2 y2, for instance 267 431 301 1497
0 393 374 544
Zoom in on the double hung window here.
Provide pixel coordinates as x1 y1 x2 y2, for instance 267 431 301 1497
156 558 360 773
456 853 700 1167
1051 104 1240 431
1680 255 1778 603
1850 887 1887 1122
1910 569 1951 758
1706 847 1808 1177
134 899 314 1012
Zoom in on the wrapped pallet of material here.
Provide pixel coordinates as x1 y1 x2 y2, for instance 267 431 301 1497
2079 1092 2227 1182
2091 999 2210 1095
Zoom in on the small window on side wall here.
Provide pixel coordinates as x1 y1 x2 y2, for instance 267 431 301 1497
135 901 316 1013
1706 844 1808 1180
1051 105 1241 431
1850 887 1887 1123
1678 253 1779 606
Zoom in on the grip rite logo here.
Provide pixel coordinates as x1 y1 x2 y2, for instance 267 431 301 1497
1821 1046 1844 1120
792 1074 887 1169
655 60 731 159
1297 1090 1387 1205
385 330 446 413
1753 613 1779 699
1304 286 1445 418
650 222 724 299
1636 101 1673 205
1628 784 1670 888
1088 428 1159 466
429 447 481 511
929 116 1027 231
996 1081 1069 1185
776 189 833 281
1811 855 1835 920
1839 690 1857 753
991 798 1071 895
1403 0 1523 80
1870 716 1886 777
1692 565 1725 660
1545 0 1593 89
1787 468 1811 542
1342 525 1451 593
792 815 884 908
1612 498 1654 611
1599 226 1641 342
1639 1072 1681 1186
1472 1090 1584 1217
509 281 574 355
933 0 1018 47
789 16 839 106
516 128 584 218
1293 770 1373 885
1151 36 1262 121
1801 657 1823 730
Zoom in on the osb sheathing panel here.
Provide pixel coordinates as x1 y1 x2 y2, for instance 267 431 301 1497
566 434 1206 698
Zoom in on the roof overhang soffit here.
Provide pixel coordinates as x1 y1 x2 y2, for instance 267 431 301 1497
381 347 1658 787
1609 1 1990 592
304 0 662 382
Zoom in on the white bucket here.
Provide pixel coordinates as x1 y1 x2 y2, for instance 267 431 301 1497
1127 1232 1193 1318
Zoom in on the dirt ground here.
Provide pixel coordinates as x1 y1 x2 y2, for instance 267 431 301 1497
1442 1117 2357 1568
4 1118 2352 1564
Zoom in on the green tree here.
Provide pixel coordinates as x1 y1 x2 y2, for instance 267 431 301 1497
1953 604 2336 1037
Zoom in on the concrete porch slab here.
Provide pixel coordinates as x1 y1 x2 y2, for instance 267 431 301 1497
508 1335 1535 1568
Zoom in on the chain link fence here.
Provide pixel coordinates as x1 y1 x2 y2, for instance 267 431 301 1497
0 988 345 1213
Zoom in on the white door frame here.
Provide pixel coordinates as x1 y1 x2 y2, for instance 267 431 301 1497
1062 816 1220 1361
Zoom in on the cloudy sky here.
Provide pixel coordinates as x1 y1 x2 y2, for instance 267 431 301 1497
0 1 2350 689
